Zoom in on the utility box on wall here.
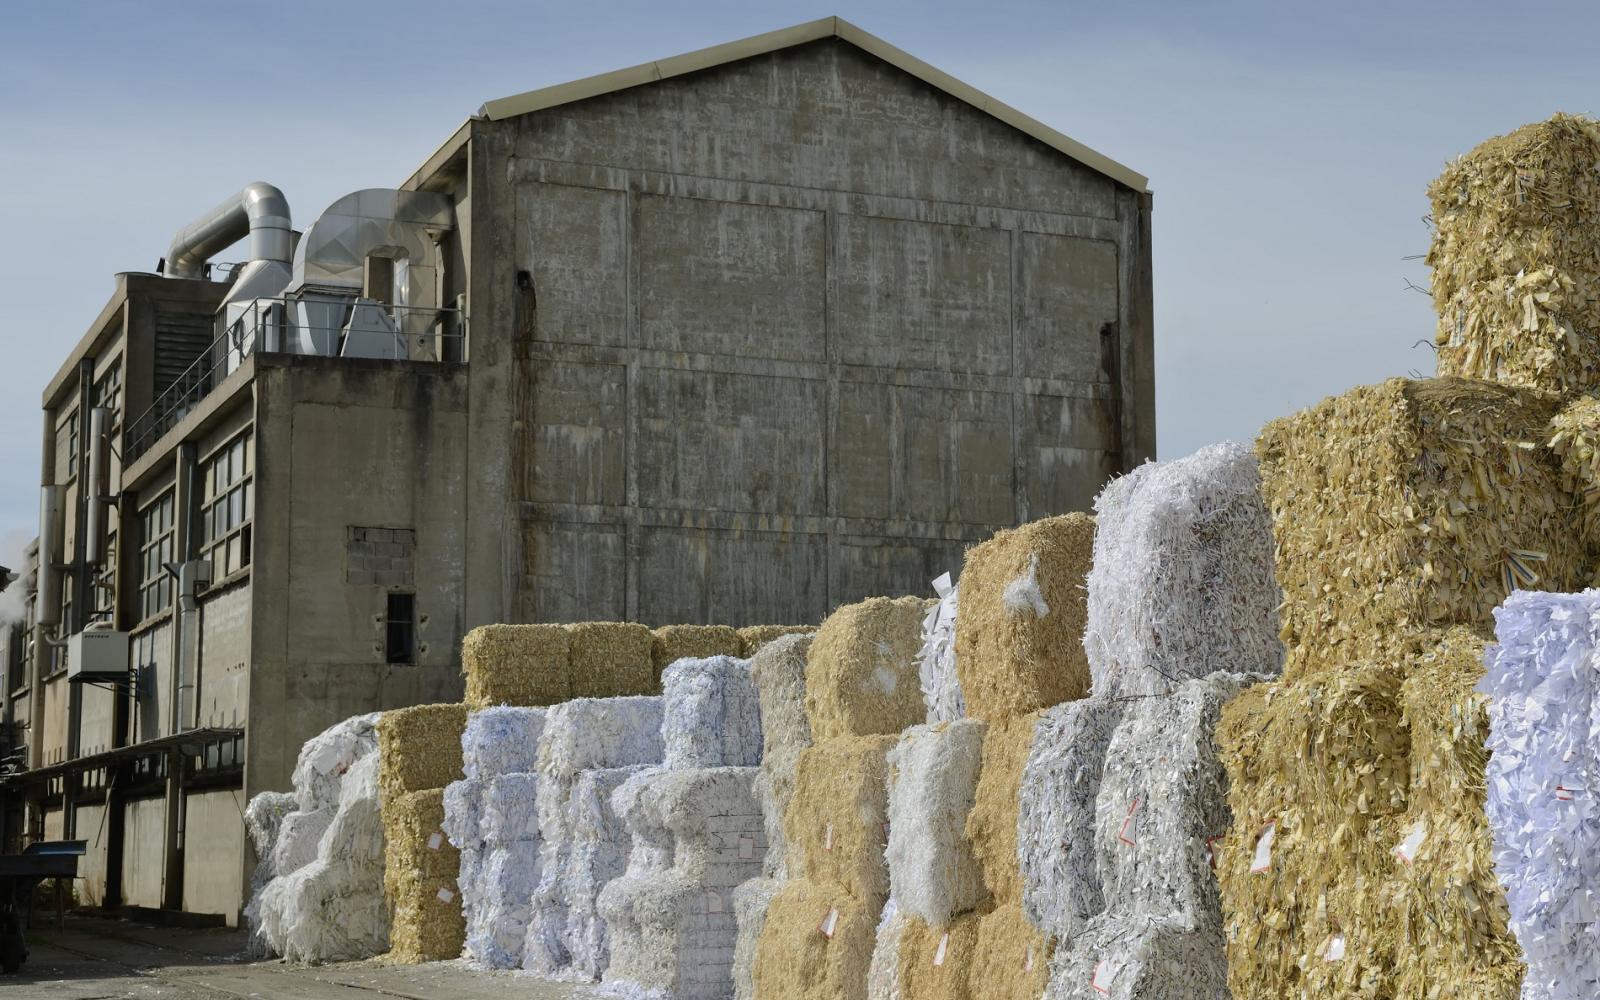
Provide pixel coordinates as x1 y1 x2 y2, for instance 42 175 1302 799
67 627 130 683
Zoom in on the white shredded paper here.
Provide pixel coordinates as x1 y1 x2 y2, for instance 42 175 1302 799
1084 442 1283 697
885 719 986 925
1483 589 1600 1000
463 706 547 780
662 656 763 769
916 573 965 724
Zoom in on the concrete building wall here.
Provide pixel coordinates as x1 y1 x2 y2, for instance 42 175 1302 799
183 789 244 924
198 583 250 730
466 38 1152 628
73 800 109 906
122 797 165 909
247 355 470 799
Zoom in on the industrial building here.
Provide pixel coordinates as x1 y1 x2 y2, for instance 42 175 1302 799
0 17 1151 925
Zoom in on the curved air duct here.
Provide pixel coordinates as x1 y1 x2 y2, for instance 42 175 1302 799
165 182 292 278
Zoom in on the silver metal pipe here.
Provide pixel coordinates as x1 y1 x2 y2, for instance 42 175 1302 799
85 407 109 564
36 486 62 627
166 182 291 279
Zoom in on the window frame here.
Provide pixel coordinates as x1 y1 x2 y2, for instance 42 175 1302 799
199 433 253 583
138 490 176 622
385 592 417 665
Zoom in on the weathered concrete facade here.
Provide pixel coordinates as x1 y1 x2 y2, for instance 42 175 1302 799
456 36 1153 630
0 20 1151 925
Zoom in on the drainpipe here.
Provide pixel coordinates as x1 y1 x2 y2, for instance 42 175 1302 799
164 183 292 279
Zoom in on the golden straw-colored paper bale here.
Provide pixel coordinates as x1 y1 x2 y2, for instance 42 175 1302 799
1427 114 1600 395
752 881 876 1000
1258 377 1586 674
461 623 571 710
1547 393 1600 546
377 703 467 802
895 911 984 1000
381 788 465 964
785 735 896 908
804 597 929 742
954 514 1094 720
566 621 655 698
966 903 1050 1000
965 713 1040 906
650 624 741 678
1391 629 1521 1000
738 624 816 657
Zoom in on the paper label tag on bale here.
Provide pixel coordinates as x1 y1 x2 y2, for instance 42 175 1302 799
1118 797 1140 846
819 906 839 939
1251 822 1276 874
427 832 442 850
1393 821 1427 865
823 821 833 852
707 890 724 914
1092 958 1116 993
739 834 756 860
932 932 949 967
437 887 455 903
1320 933 1346 962
1024 943 1034 973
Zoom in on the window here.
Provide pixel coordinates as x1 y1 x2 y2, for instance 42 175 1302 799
385 592 416 664
92 362 122 426
201 434 253 581
61 409 80 475
139 492 175 620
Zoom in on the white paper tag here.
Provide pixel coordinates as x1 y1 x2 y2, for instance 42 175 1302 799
1092 959 1116 993
739 835 756 860
1118 798 1141 846
427 832 443 850
1321 933 1345 962
706 891 723 914
1204 834 1224 869
436 887 455 903
824 822 834 851
1557 783 1581 801
1251 822 1276 874
933 933 949 967
1023 944 1034 973
1393 821 1426 865
819 907 839 939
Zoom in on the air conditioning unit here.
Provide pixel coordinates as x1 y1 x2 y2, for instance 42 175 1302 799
67 625 130 683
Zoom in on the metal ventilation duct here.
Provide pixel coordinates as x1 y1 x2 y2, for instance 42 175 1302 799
165 182 292 279
287 188 453 292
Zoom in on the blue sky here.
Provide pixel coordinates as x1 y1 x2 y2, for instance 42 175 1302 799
2 0 1598 560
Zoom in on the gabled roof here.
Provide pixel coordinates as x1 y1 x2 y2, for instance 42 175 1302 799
477 16 1148 193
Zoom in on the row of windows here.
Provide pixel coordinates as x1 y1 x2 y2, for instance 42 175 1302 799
134 433 254 623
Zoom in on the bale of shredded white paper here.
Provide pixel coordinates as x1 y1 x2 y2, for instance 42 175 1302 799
1484 589 1600 1000
443 778 485 851
291 711 381 812
243 791 297 954
917 573 964 724
482 771 542 844
258 752 389 964
732 877 779 1000
463 705 548 780
865 898 906 1000
662 656 763 769
1045 912 1229 1000
1092 672 1247 932
467 839 543 969
1084 442 1283 697
748 634 813 879
1018 696 1124 939
602 767 766 1000
539 697 666 778
270 807 333 877
885 718 986 925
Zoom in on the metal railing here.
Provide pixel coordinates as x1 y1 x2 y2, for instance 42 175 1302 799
124 298 464 463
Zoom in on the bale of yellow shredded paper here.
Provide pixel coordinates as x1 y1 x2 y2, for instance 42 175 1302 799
566 621 655 698
967 903 1050 1000
785 735 897 908
377 703 467 803
966 714 1042 906
650 624 741 678
1427 114 1600 396
738 624 815 657
461 623 571 710
954 514 1094 720
1257 377 1586 674
894 911 984 1000
381 787 465 963
752 881 875 1000
804 597 928 742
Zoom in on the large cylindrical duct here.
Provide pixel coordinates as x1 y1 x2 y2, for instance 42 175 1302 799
165 182 291 279
85 407 110 564
37 485 62 627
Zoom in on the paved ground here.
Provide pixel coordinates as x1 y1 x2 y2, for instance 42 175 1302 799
4 915 603 1000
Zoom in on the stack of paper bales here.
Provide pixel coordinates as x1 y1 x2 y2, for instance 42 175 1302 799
955 513 1094 720
243 791 296 955
378 703 468 963
461 621 660 711
651 625 742 681
1083 442 1282 696
1258 377 1585 672
753 596 926 1000
259 751 391 963
917 573 964 725
733 634 815 1000
1045 673 1247 1000
601 655 766 999
1427 114 1600 396
866 718 988 1000
738 625 816 657
1484 591 1600 1000
523 695 664 980
247 711 384 962
444 706 547 969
